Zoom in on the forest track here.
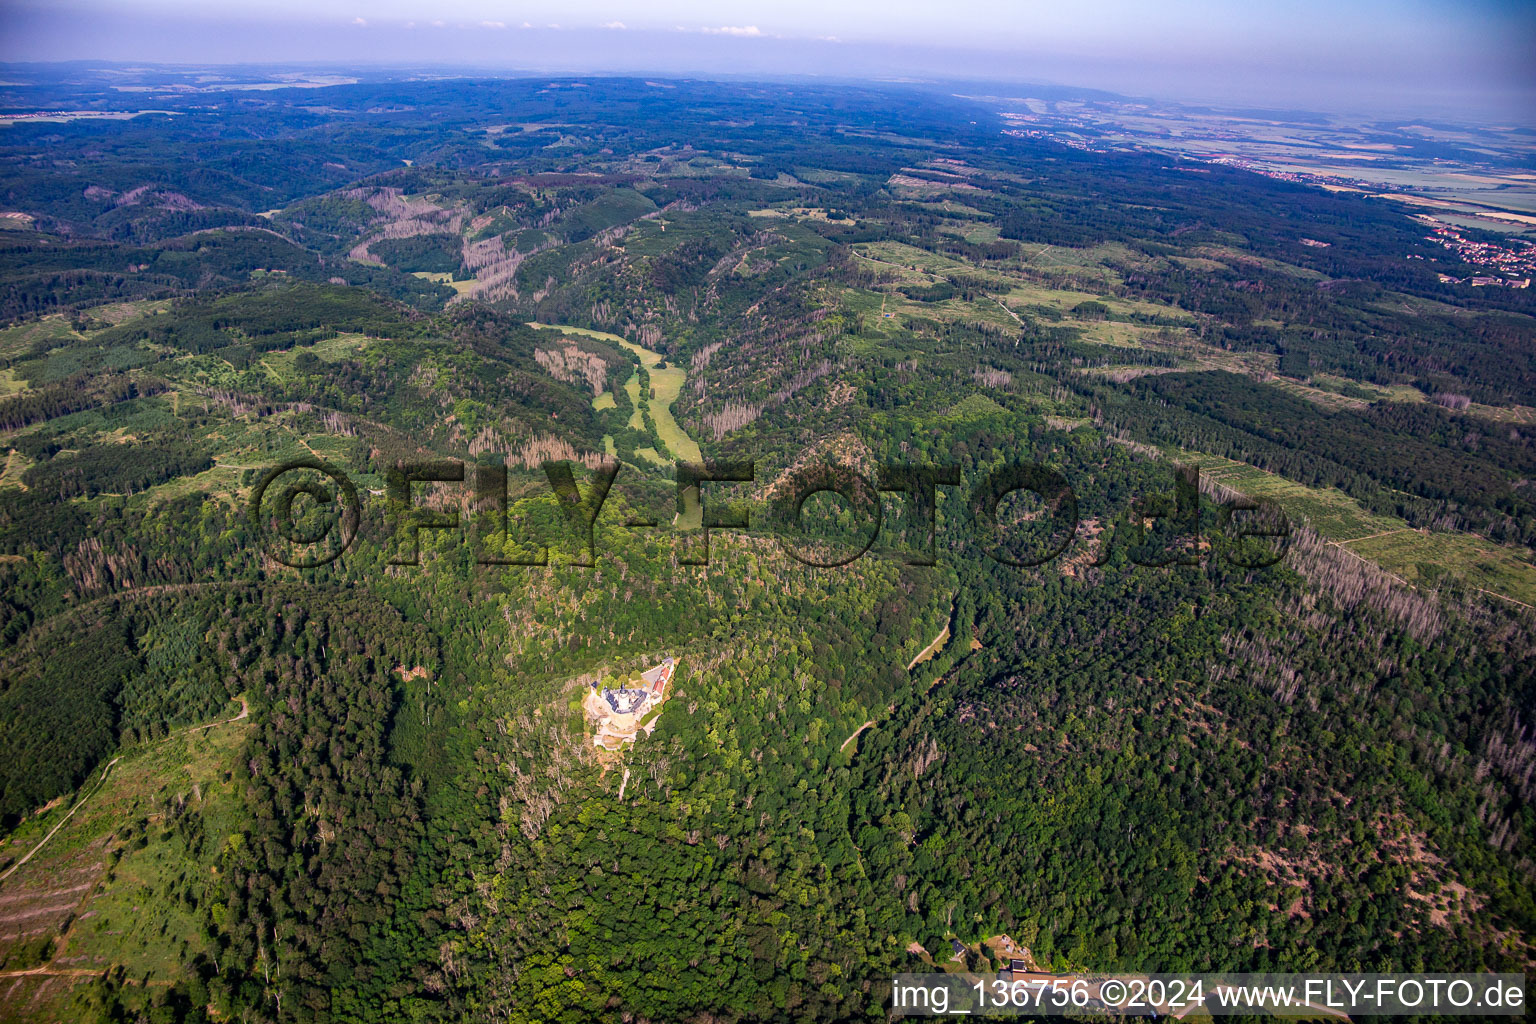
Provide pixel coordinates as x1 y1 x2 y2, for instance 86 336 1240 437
839 721 875 754
906 625 951 670
174 696 250 735
1337 527 1416 544
0 965 104 978
0 757 120 885
1473 587 1536 611
845 603 961 758
1321 538 1414 588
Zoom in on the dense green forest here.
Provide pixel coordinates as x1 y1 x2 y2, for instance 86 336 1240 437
0 68 1531 1023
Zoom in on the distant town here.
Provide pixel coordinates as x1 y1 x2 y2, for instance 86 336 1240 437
994 101 1536 295
1420 221 1535 288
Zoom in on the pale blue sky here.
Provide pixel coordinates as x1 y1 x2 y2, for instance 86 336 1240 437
5 0 1533 119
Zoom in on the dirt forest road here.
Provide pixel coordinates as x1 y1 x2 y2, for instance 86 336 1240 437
0 757 121 886
840 721 876 754
906 624 951 670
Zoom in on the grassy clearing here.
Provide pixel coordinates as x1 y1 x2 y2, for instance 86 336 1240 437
592 392 616 411
1169 255 1228 272
1270 375 1535 426
1148 336 1276 376
0 303 160 365
1365 291 1479 319
1029 241 1143 270
634 447 669 466
854 240 974 276
0 448 30 490
1309 374 1425 405
1183 451 1402 540
135 461 246 510
55 715 245 965
920 200 992 218
308 332 374 361
127 416 361 511
898 294 1020 332
0 704 248 1022
410 271 475 296
955 222 1001 243
1465 401 1536 426
528 323 704 463
887 175 997 201
1001 279 1186 321
637 362 702 463
624 370 644 429
0 317 80 359
1175 449 1536 605
831 285 1025 337
748 207 838 222
1063 326 1271 380
1075 320 1183 348
78 299 173 327
854 237 1172 324
1190 245 1327 281
527 323 628 345
1344 531 1536 606
1265 377 1372 411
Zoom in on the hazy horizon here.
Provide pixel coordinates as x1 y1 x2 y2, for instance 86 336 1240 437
4 0 1534 123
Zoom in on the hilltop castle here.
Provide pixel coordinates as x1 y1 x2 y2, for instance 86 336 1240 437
583 657 676 751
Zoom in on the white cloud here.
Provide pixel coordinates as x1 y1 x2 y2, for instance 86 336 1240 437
701 25 763 37
481 20 506 29
601 21 627 30
351 16 367 26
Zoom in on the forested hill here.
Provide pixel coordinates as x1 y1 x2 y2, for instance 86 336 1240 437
0 69 1531 1023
